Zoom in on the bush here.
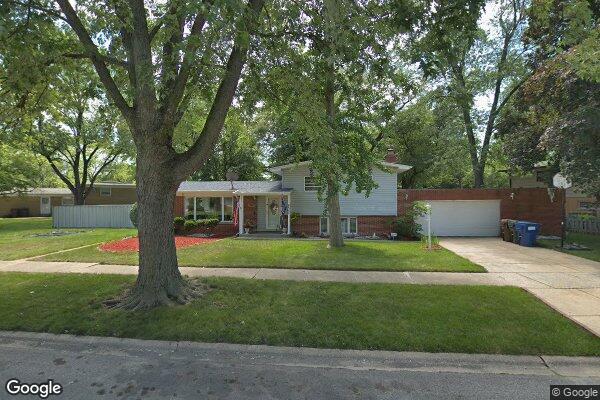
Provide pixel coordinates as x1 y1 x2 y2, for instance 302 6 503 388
184 219 198 231
174 217 185 232
197 218 219 230
391 201 428 240
129 203 138 228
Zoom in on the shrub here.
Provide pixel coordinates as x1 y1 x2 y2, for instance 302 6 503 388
197 218 219 230
129 203 138 228
390 201 428 240
184 219 198 231
174 217 185 232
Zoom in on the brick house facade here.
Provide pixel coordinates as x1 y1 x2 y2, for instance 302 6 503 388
177 187 564 237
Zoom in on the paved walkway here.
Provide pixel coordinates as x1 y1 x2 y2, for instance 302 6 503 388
2 331 599 399
441 238 600 338
0 259 510 285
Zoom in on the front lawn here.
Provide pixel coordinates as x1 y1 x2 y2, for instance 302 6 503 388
38 238 484 272
0 218 136 260
1 272 598 355
538 232 600 263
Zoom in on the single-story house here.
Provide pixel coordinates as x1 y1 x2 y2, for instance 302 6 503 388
0 182 137 217
173 154 412 237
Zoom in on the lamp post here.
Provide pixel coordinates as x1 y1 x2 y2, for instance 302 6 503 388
426 203 432 250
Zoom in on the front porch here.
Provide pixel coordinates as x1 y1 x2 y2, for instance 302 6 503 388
237 192 292 236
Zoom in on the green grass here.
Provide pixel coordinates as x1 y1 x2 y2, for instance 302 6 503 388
38 238 484 272
1 272 598 355
0 218 136 260
538 232 600 263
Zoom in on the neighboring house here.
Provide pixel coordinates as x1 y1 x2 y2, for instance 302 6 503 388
504 163 598 216
173 155 412 237
0 182 137 217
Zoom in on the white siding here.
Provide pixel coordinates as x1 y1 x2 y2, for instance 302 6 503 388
256 195 266 230
282 165 397 216
53 205 135 228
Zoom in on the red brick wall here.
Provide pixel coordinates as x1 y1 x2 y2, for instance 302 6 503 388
291 215 395 237
397 188 565 235
175 196 184 217
357 216 395 236
292 215 320 236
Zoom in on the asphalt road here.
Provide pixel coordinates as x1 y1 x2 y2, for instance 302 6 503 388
0 332 599 400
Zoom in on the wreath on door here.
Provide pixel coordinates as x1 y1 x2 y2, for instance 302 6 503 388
269 200 279 214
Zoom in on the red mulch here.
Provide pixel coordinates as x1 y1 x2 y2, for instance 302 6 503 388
99 236 222 253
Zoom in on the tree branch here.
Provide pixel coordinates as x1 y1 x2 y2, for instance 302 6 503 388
55 0 133 122
62 52 128 68
173 0 265 179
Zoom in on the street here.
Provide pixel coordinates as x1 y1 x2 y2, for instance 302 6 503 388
1 331 599 399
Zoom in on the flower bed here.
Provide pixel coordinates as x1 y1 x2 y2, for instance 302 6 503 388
99 236 221 253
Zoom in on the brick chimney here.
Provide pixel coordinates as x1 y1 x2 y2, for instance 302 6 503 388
384 148 398 164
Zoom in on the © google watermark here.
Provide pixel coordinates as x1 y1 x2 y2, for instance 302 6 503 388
551 385 599 400
5 379 63 399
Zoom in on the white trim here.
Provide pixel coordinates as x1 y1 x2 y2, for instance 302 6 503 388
238 196 244 234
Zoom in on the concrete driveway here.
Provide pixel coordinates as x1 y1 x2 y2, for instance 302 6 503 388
441 238 600 337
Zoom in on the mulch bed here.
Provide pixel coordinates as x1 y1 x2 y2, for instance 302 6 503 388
99 236 222 253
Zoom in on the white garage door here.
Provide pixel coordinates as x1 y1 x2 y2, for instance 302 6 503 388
417 200 501 237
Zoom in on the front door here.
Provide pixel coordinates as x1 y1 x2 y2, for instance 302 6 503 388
40 196 51 216
265 196 280 231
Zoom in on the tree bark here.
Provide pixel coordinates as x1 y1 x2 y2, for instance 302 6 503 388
326 181 344 248
106 149 202 310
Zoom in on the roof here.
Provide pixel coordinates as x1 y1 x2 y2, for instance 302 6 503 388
268 160 412 175
6 188 73 196
178 181 291 194
94 182 136 188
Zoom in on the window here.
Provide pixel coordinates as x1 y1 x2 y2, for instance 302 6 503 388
195 197 221 219
319 217 358 235
61 197 74 206
304 176 321 191
223 197 233 221
320 216 329 234
99 187 111 197
185 196 234 222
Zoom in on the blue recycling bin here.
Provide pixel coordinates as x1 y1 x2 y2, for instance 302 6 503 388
514 221 541 247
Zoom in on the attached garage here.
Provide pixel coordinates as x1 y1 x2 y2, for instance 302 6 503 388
417 200 501 237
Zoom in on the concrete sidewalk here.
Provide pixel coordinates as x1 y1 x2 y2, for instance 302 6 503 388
0 259 529 286
441 238 600 339
1 331 599 399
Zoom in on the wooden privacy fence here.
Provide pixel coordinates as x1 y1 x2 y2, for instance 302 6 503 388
53 205 135 228
567 215 600 235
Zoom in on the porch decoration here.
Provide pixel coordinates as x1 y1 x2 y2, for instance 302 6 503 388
269 199 279 214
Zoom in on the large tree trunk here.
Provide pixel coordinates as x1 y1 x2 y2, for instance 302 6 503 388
107 151 202 310
326 179 344 248
473 162 485 188
73 188 86 205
